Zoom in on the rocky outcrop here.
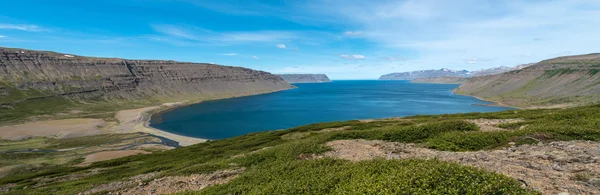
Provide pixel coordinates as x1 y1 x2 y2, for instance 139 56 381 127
276 74 331 83
0 47 292 103
455 53 600 108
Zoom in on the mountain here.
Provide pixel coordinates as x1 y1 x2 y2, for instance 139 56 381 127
379 65 532 81
277 74 331 83
0 47 292 123
411 76 468 84
379 68 470 80
456 54 600 108
470 64 534 77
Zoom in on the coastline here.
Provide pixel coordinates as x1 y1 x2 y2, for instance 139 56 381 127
454 92 521 109
139 102 208 147
135 88 297 146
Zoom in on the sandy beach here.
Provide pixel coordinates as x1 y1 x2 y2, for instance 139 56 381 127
112 102 207 146
0 102 206 147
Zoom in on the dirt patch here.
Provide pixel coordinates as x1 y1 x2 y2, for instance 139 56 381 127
325 139 600 195
0 118 107 141
281 126 352 140
466 118 526 131
76 150 150 167
325 140 386 161
96 169 244 195
82 172 160 195
0 183 16 193
320 126 352 132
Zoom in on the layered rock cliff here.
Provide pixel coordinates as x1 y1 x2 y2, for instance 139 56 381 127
276 74 331 83
455 53 600 108
0 47 292 105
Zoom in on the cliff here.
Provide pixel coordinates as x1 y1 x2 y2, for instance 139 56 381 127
276 74 331 83
0 47 293 122
455 53 600 108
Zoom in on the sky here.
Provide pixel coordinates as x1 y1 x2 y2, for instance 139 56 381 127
0 0 599 79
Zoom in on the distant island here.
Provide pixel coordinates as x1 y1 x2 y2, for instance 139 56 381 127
277 74 332 83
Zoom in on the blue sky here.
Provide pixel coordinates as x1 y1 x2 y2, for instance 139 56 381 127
1 0 599 79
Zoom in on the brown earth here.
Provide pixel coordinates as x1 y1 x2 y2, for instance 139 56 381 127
0 118 107 141
82 169 244 195
465 118 525 131
325 139 600 195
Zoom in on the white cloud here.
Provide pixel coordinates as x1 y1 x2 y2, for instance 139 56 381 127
0 24 45 32
0 35 5 38
340 54 366 60
344 31 363 36
221 53 238 56
252 56 260 60
151 24 305 45
465 58 477 64
151 24 204 40
302 0 600 72
276 44 287 49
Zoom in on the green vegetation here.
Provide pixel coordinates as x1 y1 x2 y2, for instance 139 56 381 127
2 104 600 194
541 68 578 78
0 133 161 172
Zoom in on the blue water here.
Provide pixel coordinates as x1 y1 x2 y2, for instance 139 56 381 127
150 80 511 140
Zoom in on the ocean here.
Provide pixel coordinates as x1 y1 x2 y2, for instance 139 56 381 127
150 80 511 139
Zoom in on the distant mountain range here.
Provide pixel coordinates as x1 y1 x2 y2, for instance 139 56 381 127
276 74 331 83
379 64 533 80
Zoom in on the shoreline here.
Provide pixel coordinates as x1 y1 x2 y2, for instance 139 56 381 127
135 88 297 146
136 102 208 147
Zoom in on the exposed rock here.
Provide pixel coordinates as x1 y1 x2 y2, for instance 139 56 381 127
82 172 160 194
325 139 600 195
276 74 331 83
465 118 526 132
113 169 244 195
0 47 292 104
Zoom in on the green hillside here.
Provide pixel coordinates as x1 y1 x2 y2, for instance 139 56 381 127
456 53 600 108
3 104 600 194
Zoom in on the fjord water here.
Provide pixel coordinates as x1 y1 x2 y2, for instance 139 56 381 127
150 80 511 140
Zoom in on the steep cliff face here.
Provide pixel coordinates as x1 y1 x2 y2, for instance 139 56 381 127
455 54 600 108
0 47 292 105
276 74 331 83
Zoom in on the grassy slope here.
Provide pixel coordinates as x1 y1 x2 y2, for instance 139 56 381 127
455 54 600 108
0 79 274 126
3 104 600 194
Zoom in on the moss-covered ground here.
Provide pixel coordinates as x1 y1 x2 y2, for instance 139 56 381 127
2 104 600 194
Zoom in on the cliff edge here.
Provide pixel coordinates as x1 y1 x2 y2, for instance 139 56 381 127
0 47 293 123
